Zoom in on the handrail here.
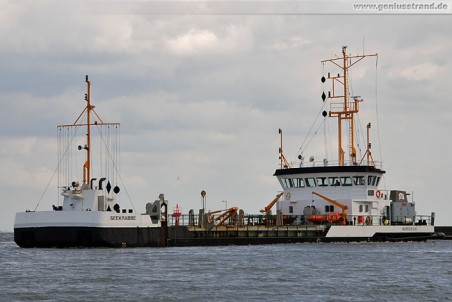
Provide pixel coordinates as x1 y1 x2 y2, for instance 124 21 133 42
167 213 432 227
278 159 383 170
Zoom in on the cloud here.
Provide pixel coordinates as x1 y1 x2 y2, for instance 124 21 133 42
389 62 439 81
167 29 219 55
265 36 312 51
166 25 252 56
1 5 452 231
0 137 56 188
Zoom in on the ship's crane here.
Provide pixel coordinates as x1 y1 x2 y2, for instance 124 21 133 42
260 192 284 214
312 191 348 225
208 207 239 226
207 209 222 216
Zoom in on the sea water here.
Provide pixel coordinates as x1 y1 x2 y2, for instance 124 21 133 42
1 232 451 302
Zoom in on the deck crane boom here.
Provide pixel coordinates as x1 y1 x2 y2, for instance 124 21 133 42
215 207 239 225
312 191 348 225
208 207 239 226
260 192 284 214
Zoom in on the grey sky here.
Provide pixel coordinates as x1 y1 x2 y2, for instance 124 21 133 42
1 1 451 231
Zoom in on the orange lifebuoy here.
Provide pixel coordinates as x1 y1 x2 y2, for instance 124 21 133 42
327 214 335 223
376 189 382 199
365 216 371 225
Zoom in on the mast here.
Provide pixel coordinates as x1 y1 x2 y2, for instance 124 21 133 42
359 122 375 167
84 75 91 185
59 75 120 186
366 122 371 166
321 46 377 166
278 128 291 169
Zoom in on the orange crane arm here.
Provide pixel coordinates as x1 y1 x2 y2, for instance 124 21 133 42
312 191 348 225
207 209 223 215
215 207 239 225
260 192 284 213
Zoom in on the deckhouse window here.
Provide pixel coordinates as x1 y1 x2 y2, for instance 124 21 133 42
340 177 353 186
325 205 334 212
305 177 317 188
375 177 381 187
299 178 305 188
293 178 305 188
368 175 377 186
317 177 328 187
328 177 340 186
279 179 285 188
367 175 381 187
353 176 365 185
281 178 292 188
359 205 363 212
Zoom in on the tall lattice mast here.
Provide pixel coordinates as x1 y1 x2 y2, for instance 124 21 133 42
58 75 120 185
321 46 377 166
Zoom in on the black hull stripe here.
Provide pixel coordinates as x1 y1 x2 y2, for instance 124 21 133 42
14 227 164 248
14 226 439 248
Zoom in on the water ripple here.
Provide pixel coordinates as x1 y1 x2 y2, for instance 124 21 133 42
1 233 452 301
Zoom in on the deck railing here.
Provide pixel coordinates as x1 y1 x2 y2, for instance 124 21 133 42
279 159 383 170
168 213 433 227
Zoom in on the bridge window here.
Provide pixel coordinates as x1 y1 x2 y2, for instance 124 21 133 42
340 177 353 186
328 177 340 186
293 178 305 188
353 176 365 185
281 178 306 188
317 177 329 187
368 175 377 186
305 177 317 188
280 178 290 188
298 178 305 188
367 175 382 186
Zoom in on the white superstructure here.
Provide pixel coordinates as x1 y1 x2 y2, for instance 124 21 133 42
14 76 167 248
273 47 436 239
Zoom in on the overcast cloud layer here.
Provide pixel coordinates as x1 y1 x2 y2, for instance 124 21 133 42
1 1 451 231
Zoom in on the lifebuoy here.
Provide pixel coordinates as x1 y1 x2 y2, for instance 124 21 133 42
327 214 334 223
376 189 383 199
365 216 371 225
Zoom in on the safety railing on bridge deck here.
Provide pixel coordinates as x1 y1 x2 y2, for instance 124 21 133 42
279 159 384 170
